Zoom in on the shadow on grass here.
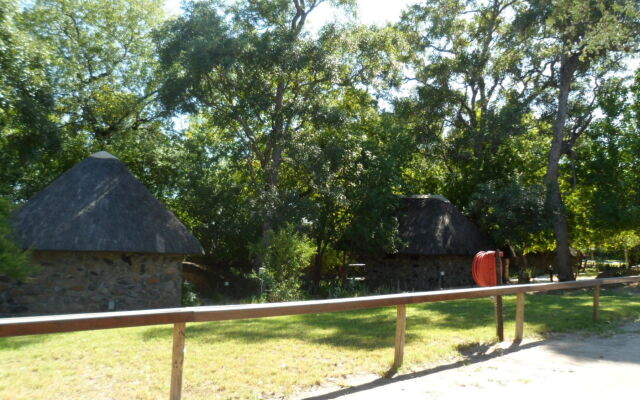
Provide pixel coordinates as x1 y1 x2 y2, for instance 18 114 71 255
140 288 640 351
0 334 50 350
141 308 401 350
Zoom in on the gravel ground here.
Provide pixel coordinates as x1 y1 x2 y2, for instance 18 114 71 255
295 320 640 400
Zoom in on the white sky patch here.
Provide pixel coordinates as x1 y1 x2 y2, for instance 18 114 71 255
164 0 183 15
164 0 418 26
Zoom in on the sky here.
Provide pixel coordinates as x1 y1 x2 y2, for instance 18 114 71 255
164 0 419 27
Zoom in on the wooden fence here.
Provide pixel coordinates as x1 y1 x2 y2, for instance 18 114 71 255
1 276 639 399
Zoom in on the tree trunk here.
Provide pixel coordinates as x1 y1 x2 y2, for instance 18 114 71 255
252 220 273 271
625 248 630 267
545 54 579 282
312 246 324 287
253 81 285 271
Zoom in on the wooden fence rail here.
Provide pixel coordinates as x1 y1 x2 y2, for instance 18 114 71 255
1 276 639 400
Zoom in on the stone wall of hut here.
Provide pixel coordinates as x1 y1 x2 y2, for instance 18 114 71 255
0 251 182 316
361 255 475 291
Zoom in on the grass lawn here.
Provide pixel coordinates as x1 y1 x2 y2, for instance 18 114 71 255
1 287 640 399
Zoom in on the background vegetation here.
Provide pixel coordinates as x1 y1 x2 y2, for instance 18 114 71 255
2 0 640 292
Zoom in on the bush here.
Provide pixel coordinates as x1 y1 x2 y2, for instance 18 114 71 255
317 279 370 299
181 280 200 306
250 225 315 302
0 198 37 281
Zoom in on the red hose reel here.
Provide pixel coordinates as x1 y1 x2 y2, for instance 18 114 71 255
472 251 504 287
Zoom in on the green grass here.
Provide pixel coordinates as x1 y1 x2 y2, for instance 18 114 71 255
1 287 640 399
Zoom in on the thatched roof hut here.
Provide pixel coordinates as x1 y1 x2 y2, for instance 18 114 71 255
361 195 492 291
12 151 203 255
2 152 203 316
397 195 490 256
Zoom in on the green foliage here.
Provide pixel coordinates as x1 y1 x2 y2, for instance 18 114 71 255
181 280 201 306
397 0 546 208
2 0 640 289
2 0 171 202
399 0 640 263
155 1 411 278
515 0 640 274
567 73 640 251
469 181 553 253
0 0 58 199
0 198 37 281
317 279 371 299
250 224 315 302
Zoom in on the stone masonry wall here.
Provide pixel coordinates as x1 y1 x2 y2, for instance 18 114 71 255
362 255 476 291
0 251 183 316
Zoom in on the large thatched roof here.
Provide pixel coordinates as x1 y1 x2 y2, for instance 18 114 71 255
397 195 491 256
12 151 203 255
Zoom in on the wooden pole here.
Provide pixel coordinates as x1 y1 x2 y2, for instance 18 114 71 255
515 292 525 342
170 322 186 400
495 251 504 342
393 304 407 368
593 284 601 322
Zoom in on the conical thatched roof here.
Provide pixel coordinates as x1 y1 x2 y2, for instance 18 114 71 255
12 151 203 255
397 195 491 256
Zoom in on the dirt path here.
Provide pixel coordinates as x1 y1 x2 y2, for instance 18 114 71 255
295 320 640 399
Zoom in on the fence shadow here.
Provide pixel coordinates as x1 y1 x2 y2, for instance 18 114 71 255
140 290 618 352
300 339 545 400
0 334 51 350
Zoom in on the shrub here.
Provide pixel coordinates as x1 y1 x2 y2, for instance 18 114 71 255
181 280 200 306
0 198 37 281
250 224 315 302
317 279 370 299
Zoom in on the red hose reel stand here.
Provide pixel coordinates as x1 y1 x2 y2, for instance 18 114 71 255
472 251 504 287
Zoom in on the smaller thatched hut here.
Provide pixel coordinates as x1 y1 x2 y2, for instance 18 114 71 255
1 151 203 316
360 195 492 291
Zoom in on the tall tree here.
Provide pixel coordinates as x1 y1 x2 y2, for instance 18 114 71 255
0 0 58 200
397 0 549 207
156 0 374 268
569 74 640 253
517 0 640 280
3 0 171 201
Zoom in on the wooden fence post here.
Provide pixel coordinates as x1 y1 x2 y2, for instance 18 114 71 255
593 284 601 322
515 292 525 342
394 304 407 368
495 251 504 342
170 322 186 400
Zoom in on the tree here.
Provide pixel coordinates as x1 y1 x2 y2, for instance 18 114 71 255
166 118 262 271
0 0 58 200
469 181 553 254
295 108 413 283
516 0 640 280
249 224 315 302
159 0 334 258
397 0 550 208
2 0 171 202
568 74 640 255
156 0 416 275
